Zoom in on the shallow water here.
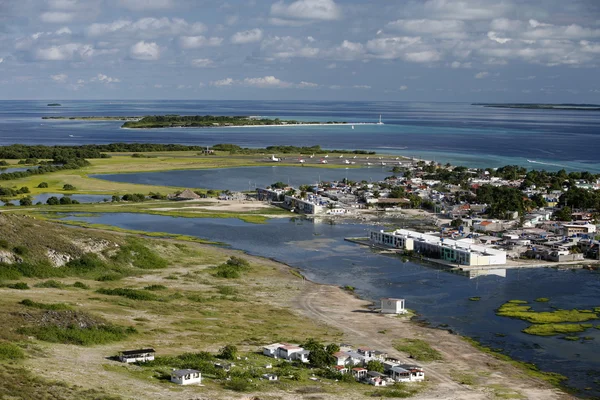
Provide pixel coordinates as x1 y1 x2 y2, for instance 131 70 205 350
92 166 393 191
60 212 600 396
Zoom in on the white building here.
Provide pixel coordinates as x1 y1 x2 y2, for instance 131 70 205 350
380 298 406 314
171 369 201 385
370 229 506 266
263 343 310 362
387 364 425 382
118 348 155 363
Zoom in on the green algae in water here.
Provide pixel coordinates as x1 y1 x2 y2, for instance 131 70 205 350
469 296 481 301
535 297 550 302
496 301 599 324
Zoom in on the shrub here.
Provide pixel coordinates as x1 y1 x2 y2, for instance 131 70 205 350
19 197 32 206
144 284 167 291
65 253 107 272
19 324 136 346
224 377 254 392
34 280 65 289
216 285 237 295
13 246 28 256
218 344 238 360
46 196 59 205
214 257 251 279
8 282 29 290
112 239 167 269
37 182 49 188
19 299 72 311
0 342 25 360
72 281 90 289
63 184 76 191
96 273 122 282
59 197 73 205
0 239 8 249
393 338 442 362
96 288 159 301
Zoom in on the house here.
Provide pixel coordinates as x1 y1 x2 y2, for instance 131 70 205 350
366 371 387 386
381 298 406 314
351 367 368 381
171 369 201 385
263 343 284 358
357 348 375 358
118 348 155 363
292 350 310 363
172 189 201 201
331 365 349 374
332 351 351 366
214 362 232 372
262 373 278 381
385 362 425 382
561 223 597 237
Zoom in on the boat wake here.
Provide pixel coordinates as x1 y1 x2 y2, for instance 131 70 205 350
527 159 568 168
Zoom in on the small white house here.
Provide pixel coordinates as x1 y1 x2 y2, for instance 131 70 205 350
171 369 202 385
366 371 387 386
118 348 155 363
262 373 278 381
381 298 406 314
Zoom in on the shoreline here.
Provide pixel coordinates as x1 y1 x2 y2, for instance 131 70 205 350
120 122 381 130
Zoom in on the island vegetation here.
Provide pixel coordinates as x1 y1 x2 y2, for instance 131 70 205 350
42 116 140 120
46 103 61 107
121 115 345 129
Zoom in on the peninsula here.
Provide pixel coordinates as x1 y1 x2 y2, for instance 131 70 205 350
121 115 346 129
42 116 141 121
473 103 600 111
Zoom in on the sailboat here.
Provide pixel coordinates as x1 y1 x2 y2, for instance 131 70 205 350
376 114 384 125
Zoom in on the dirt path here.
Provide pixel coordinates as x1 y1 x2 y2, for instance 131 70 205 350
294 283 573 400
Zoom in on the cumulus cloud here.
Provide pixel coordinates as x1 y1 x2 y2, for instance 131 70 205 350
399 85 408 91
118 0 173 10
179 36 223 49
91 73 120 83
50 73 68 83
40 11 74 24
423 0 512 21
191 58 214 68
87 18 206 38
35 43 95 61
475 71 489 79
487 31 511 44
210 78 234 87
387 19 466 38
270 0 341 25
129 41 160 60
260 36 319 59
55 27 72 35
210 76 316 89
231 28 263 44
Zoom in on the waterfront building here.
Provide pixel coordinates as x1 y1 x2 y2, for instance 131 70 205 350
370 229 507 266
380 298 406 314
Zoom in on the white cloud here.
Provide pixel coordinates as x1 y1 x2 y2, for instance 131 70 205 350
211 78 234 87
92 73 120 83
581 40 600 53
404 50 441 63
399 85 408 91
191 58 214 68
129 41 160 60
490 18 523 32
387 19 465 37
231 28 263 44
243 76 291 88
40 11 74 24
35 43 95 61
326 63 336 69
87 18 206 38
298 81 319 88
475 71 489 79
270 0 341 23
423 0 512 21
119 0 173 10
0 58 3 64
353 85 371 89
328 40 365 60
55 27 72 35
487 31 511 44
260 36 320 59
47 0 80 9
51 73 68 83
179 36 223 49
450 61 472 68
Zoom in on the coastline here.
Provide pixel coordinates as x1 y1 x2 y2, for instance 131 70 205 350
120 122 380 129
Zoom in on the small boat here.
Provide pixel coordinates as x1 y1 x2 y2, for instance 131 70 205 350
351 125 355 129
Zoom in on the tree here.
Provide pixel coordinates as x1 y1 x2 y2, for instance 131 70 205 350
302 338 334 368
325 343 340 354
63 184 76 191
366 360 384 373
553 206 572 221
218 344 238 360
37 182 49 188
19 196 32 206
59 196 73 205
450 218 464 228
46 196 59 205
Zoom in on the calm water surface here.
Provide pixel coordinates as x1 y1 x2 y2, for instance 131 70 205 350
92 166 393 191
2 100 599 172
60 212 600 396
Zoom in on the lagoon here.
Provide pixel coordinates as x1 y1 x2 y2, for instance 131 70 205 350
60 212 600 396
92 166 393 191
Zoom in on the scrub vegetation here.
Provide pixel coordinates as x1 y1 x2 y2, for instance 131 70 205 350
393 338 443 362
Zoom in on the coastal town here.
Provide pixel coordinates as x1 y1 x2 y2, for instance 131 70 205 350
254 157 600 271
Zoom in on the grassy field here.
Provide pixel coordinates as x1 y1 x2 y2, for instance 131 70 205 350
0 214 413 399
1 152 359 198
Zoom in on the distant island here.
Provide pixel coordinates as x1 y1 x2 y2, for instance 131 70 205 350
473 103 600 111
121 115 346 129
42 116 141 121
47 103 61 107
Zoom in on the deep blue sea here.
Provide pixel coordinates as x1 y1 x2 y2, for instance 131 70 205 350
1 100 599 172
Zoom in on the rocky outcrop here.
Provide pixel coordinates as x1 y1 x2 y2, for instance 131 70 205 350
46 249 73 267
72 238 118 254
0 250 22 264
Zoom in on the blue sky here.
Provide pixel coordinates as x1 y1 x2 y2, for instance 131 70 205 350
1 0 599 101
